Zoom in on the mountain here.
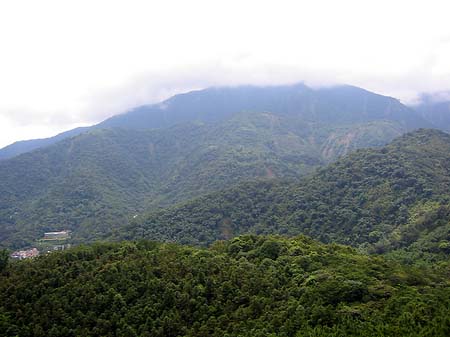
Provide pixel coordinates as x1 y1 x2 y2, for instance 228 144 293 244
130 129 450 259
0 83 430 249
0 83 429 160
0 107 411 249
99 84 428 129
1 236 449 336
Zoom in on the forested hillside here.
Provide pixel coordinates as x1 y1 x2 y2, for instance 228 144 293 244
1 236 449 336
0 109 406 249
131 129 450 259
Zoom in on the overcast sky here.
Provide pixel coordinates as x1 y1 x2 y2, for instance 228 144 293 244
0 0 449 147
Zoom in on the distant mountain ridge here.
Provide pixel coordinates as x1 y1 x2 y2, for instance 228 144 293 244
0 83 431 160
99 84 427 129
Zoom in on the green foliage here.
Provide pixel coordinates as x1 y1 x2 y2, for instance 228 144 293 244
133 129 450 262
0 236 448 336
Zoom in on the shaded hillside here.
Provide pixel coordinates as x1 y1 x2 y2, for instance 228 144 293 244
414 99 450 132
0 83 428 160
131 129 450 257
1 236 449 336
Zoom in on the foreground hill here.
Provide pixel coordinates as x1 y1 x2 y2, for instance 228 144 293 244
0 83 428 160
1 235 449 336
131 129 450 258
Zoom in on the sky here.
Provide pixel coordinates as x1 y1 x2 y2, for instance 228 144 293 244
0 0 449 148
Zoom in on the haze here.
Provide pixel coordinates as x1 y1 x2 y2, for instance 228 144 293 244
0 0 449 147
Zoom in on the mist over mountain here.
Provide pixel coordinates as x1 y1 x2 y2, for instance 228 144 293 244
99 83 427 129
0 83 430 160
412 94 450 132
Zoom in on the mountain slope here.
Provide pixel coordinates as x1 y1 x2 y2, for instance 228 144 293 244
131 129 450 257
0 92 419 249
1 236 449 336
0 83 434 248
0 83 428 160
1 111 400 248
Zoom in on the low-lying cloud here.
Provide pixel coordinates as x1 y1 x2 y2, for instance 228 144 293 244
1 0 450 147
2 60 450 148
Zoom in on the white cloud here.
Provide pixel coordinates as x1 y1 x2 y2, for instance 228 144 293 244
0 0 449 147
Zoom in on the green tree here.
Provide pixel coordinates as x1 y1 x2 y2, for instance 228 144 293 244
0 249 8 272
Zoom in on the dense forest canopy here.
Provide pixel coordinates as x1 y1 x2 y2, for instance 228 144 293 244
1 236 449 337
